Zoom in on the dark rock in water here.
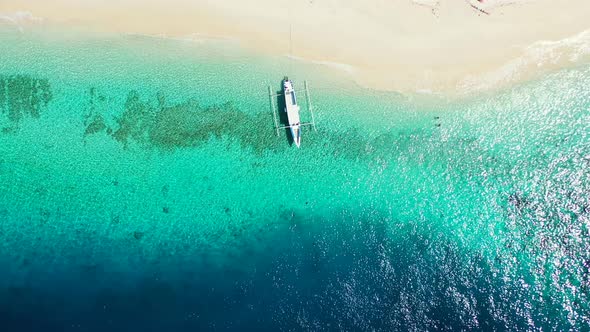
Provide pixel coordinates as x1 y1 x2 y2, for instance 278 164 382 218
34 186 48 196
133 231 144 240
80 264 99 276
161 184 169 196
39 208 51 221
280 209 296 221
157 91 166 109
162 207 169 214
224 207 231 214
20 258 31 267
508 193 527 209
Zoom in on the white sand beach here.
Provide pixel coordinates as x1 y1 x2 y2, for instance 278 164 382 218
1 0 589 94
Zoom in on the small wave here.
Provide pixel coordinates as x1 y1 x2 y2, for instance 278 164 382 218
0 11 43 32
458 29 590 93
525 29 590 63
415 88 440 95
285 55 356 74
174 33 234 43
0 11 43 25
123 32 235 46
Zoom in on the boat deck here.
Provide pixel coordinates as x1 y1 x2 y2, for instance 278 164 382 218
285 90 300 125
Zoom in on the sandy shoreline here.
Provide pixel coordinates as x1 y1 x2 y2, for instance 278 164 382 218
1 0 589 95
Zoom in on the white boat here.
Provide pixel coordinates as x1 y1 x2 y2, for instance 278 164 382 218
282 77 301 148
267 78 316 145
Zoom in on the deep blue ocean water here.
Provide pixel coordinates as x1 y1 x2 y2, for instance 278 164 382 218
0 26 589 331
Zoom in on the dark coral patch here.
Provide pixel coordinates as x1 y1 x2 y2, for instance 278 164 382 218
83 87 113 138
0 74 52 128
105 91 283 153
84 114 107 136
112 91 156 146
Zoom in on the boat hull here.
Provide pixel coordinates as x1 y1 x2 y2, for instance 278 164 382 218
290 125 301 147
282 77 302 148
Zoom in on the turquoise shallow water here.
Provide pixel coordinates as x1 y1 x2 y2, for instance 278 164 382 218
0 26 589 330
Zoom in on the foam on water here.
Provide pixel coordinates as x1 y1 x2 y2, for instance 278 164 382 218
0 11 43 25
0 26 589 330
459 29 590 94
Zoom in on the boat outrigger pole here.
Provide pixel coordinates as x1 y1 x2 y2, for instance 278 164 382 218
303 80 317 133
268 85 281 137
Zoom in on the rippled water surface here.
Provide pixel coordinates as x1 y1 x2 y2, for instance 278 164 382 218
0 27 589 331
